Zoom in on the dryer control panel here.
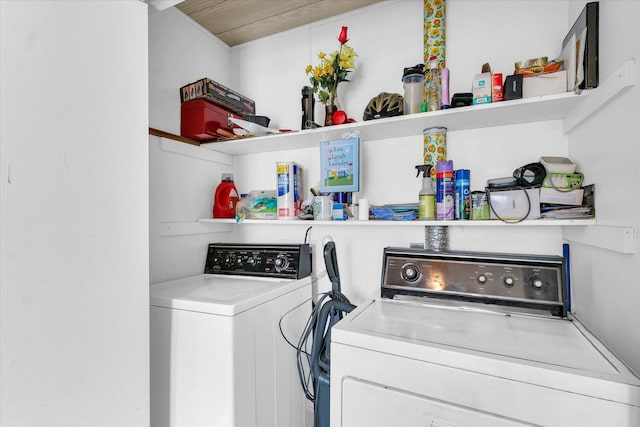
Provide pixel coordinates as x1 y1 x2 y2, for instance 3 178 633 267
204 243 311 279
381 248 567 317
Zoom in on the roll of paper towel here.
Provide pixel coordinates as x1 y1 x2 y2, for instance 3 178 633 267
358 198 369 221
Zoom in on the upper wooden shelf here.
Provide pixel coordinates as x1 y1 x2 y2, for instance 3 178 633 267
198 92 588 155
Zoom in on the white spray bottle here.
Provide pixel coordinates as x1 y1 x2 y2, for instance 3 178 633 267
416 164 435 219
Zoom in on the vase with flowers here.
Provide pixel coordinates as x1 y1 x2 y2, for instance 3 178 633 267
305 26 357 126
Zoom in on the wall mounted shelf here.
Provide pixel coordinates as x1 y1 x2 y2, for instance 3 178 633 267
162 61 638 251
199 91 588 155
197 218 596 227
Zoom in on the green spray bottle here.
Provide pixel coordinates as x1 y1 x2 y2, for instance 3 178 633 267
416 164 435 219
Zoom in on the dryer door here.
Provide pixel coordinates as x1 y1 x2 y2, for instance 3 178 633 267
341 377 530 427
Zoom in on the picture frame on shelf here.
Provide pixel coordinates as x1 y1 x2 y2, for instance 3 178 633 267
319 137 360 193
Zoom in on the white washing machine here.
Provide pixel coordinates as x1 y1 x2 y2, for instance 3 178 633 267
150 243 313 427
330 248 640 427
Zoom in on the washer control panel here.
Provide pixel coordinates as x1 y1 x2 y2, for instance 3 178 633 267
204 243 311 279
381 248 567 317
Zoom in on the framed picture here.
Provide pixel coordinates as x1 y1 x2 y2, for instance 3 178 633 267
319 137 360 193
560 1 598 92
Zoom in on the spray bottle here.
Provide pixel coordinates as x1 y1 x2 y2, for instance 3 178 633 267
416 164 435 219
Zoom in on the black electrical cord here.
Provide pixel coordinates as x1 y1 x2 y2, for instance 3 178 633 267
486 186 532 224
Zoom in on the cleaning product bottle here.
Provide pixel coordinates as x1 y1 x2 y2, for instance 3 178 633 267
427 56 441 112
416 164 435 219
213 173 240 218
436 160 454 220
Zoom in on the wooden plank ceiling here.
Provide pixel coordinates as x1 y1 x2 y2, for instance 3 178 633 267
176 0 383 47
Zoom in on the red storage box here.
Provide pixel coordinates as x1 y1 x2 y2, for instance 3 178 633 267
180 77 255 116
180 99 242 141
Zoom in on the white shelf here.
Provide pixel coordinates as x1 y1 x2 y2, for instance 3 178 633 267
199 92 588 155
159 221 233 236
198 218 596 227
563 225 636 254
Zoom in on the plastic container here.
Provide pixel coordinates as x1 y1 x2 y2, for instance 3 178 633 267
213 174 240 218
427 56 441 112
402 64 425 115
539 156 577 173
423 127 447 183
436 160 454 220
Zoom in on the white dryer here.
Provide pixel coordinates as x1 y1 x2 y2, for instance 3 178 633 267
330 248 640 427
150 243 313 427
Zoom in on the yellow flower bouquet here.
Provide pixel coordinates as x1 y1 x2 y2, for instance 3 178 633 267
305 26 357 107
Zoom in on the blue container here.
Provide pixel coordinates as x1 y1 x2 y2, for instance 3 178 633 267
454 169 471 220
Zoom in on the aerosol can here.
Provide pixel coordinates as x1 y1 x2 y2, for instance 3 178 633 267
416 164 435 219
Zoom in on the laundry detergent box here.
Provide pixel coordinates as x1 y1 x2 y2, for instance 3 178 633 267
276 162 304 220
472 72 492 105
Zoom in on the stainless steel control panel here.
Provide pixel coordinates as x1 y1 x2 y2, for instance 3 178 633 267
381 248 567 317
204 243 311 279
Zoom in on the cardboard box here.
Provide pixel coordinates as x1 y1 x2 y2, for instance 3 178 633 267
276 162 304 220
523 71 567 98
472 72 492 105
180 99 242 141
540 187 584 206
542 173 584 190
180 77 255 116
489 188 540 220
491 73 503 102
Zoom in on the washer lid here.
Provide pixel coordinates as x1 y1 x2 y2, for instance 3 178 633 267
333 299 640 404
150 274 310 316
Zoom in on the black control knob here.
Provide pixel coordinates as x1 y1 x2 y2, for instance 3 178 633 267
477 274 487 285
401 264 420 283
503 276 515 287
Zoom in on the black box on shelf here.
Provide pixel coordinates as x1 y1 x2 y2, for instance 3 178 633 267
503 74 523 100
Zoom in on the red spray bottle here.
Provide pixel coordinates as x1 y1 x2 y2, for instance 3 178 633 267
213 174 240 218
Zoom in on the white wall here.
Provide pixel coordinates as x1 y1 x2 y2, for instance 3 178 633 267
148 7 234 283
0 2 149 426
229 0 571 300
230 0 568 130
565 0 640 374
148 5 231 135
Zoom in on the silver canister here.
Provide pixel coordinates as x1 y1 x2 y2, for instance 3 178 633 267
425 225 449 251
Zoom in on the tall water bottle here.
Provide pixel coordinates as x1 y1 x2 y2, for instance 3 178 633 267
436 160 454 220
301 86 316 129
427 56 441 112
403 64 425 115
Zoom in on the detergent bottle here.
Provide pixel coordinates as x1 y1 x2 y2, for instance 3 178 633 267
213 173 240 218
416 164 435 219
